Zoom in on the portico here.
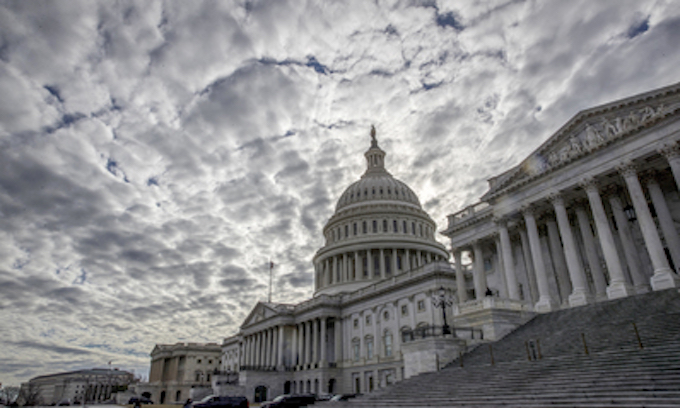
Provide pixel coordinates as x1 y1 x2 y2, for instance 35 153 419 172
443 81 680 318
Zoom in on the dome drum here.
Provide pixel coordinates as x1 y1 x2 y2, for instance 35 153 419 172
313 129 450 296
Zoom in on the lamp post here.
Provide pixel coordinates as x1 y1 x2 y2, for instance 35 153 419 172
432 286 455 336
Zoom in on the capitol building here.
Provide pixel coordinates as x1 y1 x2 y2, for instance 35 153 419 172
146 81 680 403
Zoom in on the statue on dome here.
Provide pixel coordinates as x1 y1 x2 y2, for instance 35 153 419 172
370 125 377 146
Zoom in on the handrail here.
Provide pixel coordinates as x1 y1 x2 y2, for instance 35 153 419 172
401 325 484 343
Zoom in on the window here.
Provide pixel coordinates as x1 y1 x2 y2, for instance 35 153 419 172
420 224 423 236
412 222 416 235
363 221 367 234
372 220 377 233
417 300 426 312
393 220 398 232
365 315 372 325
345 225 349 238
366 337 374 359
403 220 407 233
352 339 360 361
383 310 389 320
397 255 402 270
383 219 387 232
354 319 359 329
401 305 408 316
354 223 357 235
384 332 393 357
197 359 202 364
208 359 212 364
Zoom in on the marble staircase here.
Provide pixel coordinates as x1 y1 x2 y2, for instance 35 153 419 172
343 289 680 407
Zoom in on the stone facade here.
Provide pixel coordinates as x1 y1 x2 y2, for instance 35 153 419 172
18 368 133 406
147 342 222 404
442 81 680 325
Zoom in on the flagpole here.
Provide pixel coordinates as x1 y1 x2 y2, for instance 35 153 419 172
268 260 273 303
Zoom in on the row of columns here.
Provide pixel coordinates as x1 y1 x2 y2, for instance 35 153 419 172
454 154 680 312
241 325 285 369
316 248 437 288
241 319 342 371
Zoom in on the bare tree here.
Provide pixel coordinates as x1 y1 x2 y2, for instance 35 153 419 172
17 383 43 406
0 386 20 405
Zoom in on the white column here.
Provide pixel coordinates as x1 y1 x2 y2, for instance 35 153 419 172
519 228 539 302
334 318 342 364
582 178 633 299
608 193 649 293
392 249 398 274
472 241 486 300
368 249 374 279
660 142 680 192
311 318 318 367
379 248 386 278
453 248 468 303
277 325 284 367
306 320 313 367
647 177 680 270
292 325 299 367
546 217 572 304
523 206 557 312
332 256 339 284
619 162 679 290
342 253 348 282
574 204 608 299
320 317 327 367
551 194 592 306
497 220 520 300
326 259 332 285
354 251 360 281
405 249 412 271
298 323 305 367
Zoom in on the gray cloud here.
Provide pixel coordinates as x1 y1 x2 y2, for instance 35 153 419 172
0 0 678 385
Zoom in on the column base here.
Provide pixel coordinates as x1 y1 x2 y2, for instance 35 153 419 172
534 296 558 313
568 290 593 307
651 269 680 291
606 281 633 300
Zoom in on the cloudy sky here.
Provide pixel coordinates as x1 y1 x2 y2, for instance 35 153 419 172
1 0 679 385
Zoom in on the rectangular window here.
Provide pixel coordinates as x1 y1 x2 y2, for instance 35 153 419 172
412 222 416 234
383 219 387 232
373 220 377 233
345 225 349 237
354 319 359 329
354 223 357 235
393 220 398 232
366 339 374 359
363 221 367 234
384 334 393 357
417 300 426 312
403 221 407 233
401 305 408 316
353 343 360 361
365 315 372 325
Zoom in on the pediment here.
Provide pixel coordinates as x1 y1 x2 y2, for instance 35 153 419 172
484 82 680 200
241 302 280 328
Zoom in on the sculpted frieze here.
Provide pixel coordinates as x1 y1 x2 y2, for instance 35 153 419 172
521 103 671 181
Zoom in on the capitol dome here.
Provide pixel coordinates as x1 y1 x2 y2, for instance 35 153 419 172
313 127 449 296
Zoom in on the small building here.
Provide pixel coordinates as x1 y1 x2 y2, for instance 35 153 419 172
146 342 222 404
18 368 133 406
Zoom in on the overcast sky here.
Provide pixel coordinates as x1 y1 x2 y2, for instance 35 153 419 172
1 0 679 385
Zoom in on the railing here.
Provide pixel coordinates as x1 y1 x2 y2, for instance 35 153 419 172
446 202 492 229
401 325 484 343
240 365 278 372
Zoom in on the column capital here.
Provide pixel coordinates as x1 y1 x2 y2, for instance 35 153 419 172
579 176 599 193
616 159 638 178
548 191 565 206
521 204 536 217
658 141 680 160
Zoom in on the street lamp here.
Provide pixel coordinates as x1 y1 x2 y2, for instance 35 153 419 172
432 286 455 336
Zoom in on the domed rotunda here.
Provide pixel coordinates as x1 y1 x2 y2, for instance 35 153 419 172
313 127 449 296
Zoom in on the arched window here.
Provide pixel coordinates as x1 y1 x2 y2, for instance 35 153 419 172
365 336 374 359
384 331 393 357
